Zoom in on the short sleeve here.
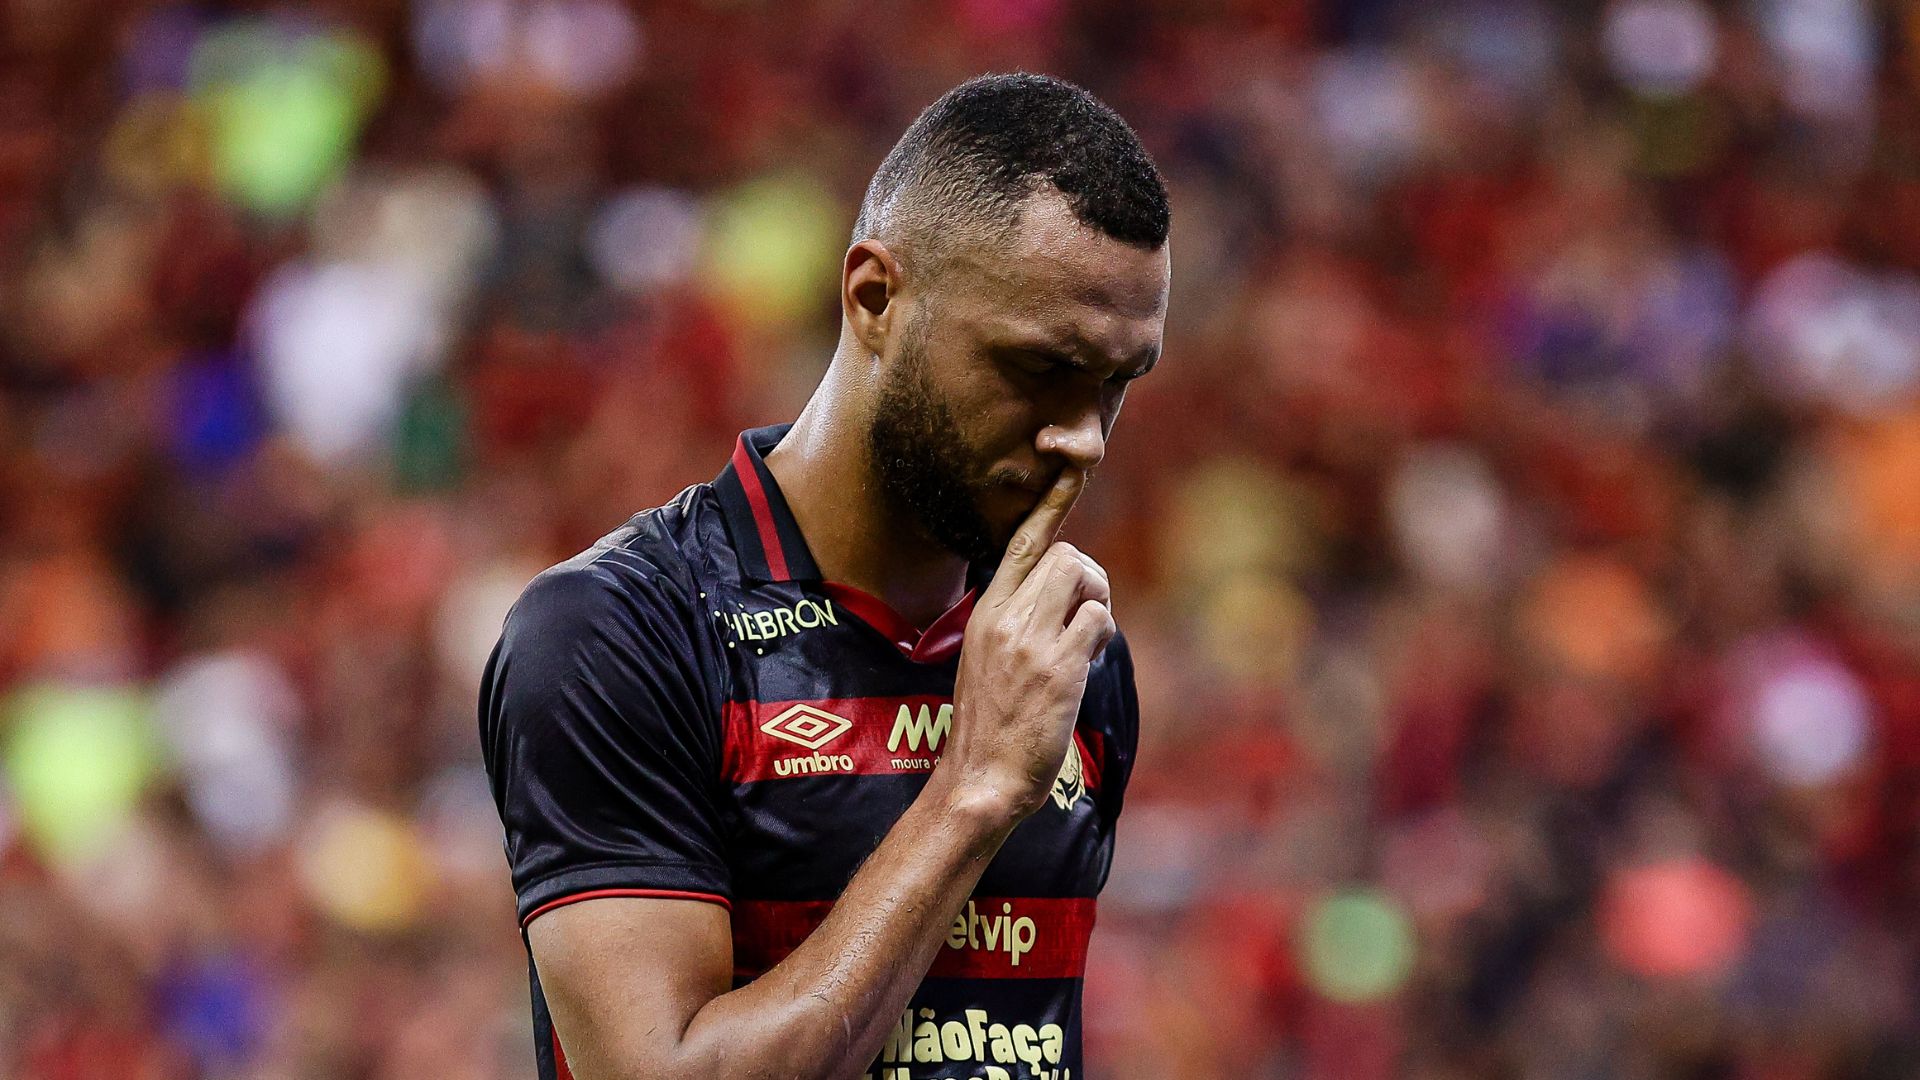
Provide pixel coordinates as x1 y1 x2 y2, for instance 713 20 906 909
479 555 730 927
1092 630 1140 823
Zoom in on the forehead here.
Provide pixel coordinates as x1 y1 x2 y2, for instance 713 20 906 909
937 193 1169 348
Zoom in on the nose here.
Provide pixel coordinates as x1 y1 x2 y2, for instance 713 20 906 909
1036 406 1106 472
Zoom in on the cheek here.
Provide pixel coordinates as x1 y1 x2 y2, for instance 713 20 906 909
976 395 1050 466
939 358 1042 452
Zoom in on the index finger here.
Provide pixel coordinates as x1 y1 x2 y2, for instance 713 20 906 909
984 467 1086 602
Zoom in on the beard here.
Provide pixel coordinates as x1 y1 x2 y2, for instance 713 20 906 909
867 317 1004 565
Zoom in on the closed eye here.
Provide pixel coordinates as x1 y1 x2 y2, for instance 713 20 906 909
1003 348 1073 377
1002 346 1152 386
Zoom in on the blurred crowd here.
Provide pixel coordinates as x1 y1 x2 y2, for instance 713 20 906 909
1 0 1917 1077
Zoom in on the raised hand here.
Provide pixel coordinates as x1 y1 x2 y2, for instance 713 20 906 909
937 468 1115 820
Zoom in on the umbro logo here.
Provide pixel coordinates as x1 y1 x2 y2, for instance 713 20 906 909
726 698 1103 800
759 703 852 750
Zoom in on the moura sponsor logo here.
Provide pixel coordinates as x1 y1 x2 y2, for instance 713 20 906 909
888 703 952 754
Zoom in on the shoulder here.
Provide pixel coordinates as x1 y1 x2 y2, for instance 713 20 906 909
1088 627 1136 697
507 486 718 639
491 485 736 699
1080 628 1140 819
1084 628 1138 741
481 487 735 758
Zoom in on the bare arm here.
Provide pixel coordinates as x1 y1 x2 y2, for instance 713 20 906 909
528 469 1115 1080
531 772 1013 1080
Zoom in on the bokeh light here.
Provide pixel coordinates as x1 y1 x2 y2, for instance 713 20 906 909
1750 653 1873 788
1299 890 1417 1003
1385 443 1508 593
701 172 842 329
190 21 386 218
2 683 157 865
152 651 300 855
1603 0 1718 99
1599 859 1754 980
295 801 433 933
0 2 1915 1076
588 186 705 294
1518 555 1671 683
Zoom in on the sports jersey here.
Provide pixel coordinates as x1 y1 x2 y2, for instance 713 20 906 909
479 423 1139 1080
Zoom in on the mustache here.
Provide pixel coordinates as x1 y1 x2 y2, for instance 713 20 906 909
986 464 1094 494
989 466 1046 492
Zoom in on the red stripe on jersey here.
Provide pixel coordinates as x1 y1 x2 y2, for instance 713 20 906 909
818 581 978 664
522 888 732 928
818 581 918 652
722 696 1100 789
552 1028 574 1080
1078 729 1105 791
731 436 790 580
732 897 1096 981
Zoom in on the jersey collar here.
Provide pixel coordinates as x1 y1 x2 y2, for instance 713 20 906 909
713 423 997 663
714 423 824 583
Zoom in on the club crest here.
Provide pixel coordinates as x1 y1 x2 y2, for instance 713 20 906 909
1050 742 1086 811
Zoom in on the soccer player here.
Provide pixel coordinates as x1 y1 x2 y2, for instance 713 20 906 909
480 73 1170 1080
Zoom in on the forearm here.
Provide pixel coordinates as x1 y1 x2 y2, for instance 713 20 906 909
669 774 1019 1079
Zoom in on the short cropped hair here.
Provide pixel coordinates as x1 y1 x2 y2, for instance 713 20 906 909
853 73 1170 275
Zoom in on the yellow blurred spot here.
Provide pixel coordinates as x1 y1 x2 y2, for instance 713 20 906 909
699 172 842 329
1195 570 1314 688
102 93 213 197
296 801 432 932
1162 457 1324 594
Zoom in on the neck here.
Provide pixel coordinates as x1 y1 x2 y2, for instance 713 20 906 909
763 351 970 630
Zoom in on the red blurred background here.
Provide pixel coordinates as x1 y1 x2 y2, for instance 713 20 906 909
1 1 1917 1077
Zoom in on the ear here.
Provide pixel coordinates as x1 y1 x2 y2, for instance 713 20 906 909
842 239 902 357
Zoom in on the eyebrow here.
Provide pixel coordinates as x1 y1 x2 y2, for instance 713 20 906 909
1023 339 1159 380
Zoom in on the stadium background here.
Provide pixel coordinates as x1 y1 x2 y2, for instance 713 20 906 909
2 0 1918 1076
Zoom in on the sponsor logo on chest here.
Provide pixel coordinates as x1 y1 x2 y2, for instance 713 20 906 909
870 1006 1071 1079
723 597 839 643
733 895 1095 982
725 697 1096 810
948 899 1036 966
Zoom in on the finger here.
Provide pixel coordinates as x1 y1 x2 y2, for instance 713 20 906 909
1062 598 1117 661
984 468 1086 604
1019 543 1110 628
1062 546 1111 614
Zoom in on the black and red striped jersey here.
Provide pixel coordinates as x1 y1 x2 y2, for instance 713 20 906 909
479 423 1139 1080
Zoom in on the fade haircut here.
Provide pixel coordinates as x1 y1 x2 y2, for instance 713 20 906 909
852 73 1170 280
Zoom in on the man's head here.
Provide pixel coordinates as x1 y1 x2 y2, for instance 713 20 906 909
846 73 1171 565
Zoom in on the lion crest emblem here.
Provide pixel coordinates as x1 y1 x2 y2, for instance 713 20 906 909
1050 741 1086 811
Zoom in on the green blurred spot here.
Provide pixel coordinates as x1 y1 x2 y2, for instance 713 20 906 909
393 375 466 492
3 684 157 864
701 172 842 328
1631 95 1727 178
191 22 385 218
1301 889 1416 1002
